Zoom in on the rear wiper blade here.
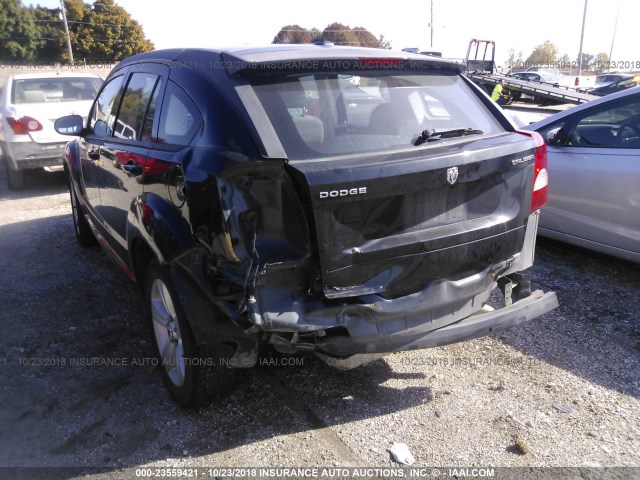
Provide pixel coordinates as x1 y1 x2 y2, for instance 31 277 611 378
414 128 484 146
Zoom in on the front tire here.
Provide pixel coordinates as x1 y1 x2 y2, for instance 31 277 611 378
145 260 232 407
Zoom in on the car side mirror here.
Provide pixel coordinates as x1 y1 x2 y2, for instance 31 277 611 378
545 127 563 146
54 115 84 136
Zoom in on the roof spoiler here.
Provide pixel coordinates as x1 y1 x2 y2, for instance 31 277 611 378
221 53 465 76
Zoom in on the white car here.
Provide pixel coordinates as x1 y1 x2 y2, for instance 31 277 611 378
523 87 640 262
0 72 103 189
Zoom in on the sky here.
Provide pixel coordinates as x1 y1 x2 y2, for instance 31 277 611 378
23 0 640 70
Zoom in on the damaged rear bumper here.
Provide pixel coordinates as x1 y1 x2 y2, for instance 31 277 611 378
315 289 557 369
255 211 557 364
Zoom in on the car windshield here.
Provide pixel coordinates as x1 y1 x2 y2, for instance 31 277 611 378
250 72 502 160
12 77 102 104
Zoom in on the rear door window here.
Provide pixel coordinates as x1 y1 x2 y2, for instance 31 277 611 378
157 81 202 146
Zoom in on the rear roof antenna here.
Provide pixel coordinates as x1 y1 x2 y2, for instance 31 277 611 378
312 38 334 46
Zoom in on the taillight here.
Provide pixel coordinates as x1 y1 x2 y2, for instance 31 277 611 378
141 203 154 228
517 130 548 213
7 116 43 135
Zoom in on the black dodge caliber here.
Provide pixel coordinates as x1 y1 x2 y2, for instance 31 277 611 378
55 45 558 406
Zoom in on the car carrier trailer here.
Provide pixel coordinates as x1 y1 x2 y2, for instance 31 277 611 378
464 39 598 105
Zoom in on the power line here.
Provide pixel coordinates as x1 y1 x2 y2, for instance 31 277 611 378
0 19 62 23
68 20 137 28
0 19 137 28
0 37 60 40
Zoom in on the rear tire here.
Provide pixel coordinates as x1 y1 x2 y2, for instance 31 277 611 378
69 180 97 246
145 260 232 407
6 162 25 190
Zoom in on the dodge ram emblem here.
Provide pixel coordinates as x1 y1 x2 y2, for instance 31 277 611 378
447 167 459 185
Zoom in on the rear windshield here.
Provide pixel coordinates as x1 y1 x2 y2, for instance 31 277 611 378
12 77 102 104
250 72 503 159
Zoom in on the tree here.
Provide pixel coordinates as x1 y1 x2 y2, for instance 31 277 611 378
506 48 524 70
64 0 100 61
272 25 312 44
525 41 558 67
31 6 66 62
309 28 322 42
352 26 381 48
67 0 153 62
65 0 85 19
378 35 391 50
558 53 571 71
507 48 516 68
0 0 38 61
1 0 152 63
576 53 594 71
2 0 154 63
593 52 610 73
272 23 385 48
322 23 360 46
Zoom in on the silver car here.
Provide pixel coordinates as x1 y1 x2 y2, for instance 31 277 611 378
592 73 636 89
0 72 103 189
511 71 561 85
523 87 640 262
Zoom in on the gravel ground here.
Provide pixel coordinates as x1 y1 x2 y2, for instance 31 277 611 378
0 166 638 480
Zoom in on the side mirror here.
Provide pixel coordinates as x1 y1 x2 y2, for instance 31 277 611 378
54 115 84 136
545 127 563 146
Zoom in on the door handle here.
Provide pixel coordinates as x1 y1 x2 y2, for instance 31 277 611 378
121 161 143 176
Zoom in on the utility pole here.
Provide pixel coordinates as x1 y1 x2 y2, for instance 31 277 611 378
430 0 434 48
60 0 74 65
577 0 588 75
609 3 620 66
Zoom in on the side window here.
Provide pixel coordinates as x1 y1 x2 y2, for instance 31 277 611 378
113 73 160 141
90 75 125 137
158 81 202 145
563 98 640 148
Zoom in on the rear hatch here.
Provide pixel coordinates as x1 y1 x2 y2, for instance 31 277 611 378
287 136 536 299
242 53 537 299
